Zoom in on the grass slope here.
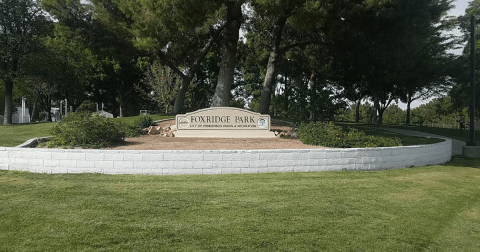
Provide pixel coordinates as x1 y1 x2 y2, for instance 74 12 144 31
387 125 480 144
336 122 443 146
0 122 55 147
1 157 479 251
0 114 174 147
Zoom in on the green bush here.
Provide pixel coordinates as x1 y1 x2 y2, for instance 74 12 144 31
48 112 126 148
126 116 158 137
78 100 96 112
298 122 402 148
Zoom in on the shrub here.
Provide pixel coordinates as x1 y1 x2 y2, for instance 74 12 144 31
126 116 158 137
78 100 96 112
48 112 126 148
298 122 401 148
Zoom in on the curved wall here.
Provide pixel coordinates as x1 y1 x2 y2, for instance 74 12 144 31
0 139 452 175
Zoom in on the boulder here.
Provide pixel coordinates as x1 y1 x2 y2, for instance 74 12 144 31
148 126 161 135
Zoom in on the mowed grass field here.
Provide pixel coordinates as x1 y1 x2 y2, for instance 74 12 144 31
1 158 479 251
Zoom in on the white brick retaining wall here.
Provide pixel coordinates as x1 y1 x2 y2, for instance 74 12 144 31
0 139 451 175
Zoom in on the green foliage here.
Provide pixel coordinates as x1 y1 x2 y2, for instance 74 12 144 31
39 111 47 121
48 112 126 148
335 102 373 123
126 115 158 137
298 121 402 148
138 62 181 113
78 100 96 112
0 79 4 114
229 98 246 109
411 97 464 128
382 104 406 125
1 0 53 124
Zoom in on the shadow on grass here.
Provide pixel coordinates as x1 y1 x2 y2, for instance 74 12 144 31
441 157 480 169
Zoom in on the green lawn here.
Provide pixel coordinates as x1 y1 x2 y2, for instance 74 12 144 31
383 124 480 145
0 122 55 147
0 114 174 147
336 122 444 146
0 157 479 251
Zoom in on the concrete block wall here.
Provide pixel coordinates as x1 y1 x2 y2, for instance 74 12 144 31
0 139 452 175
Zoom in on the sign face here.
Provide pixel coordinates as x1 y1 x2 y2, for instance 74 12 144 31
176 107 271 131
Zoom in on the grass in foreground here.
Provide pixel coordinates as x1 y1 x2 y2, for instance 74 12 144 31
1 157 479 251
0 114 174 147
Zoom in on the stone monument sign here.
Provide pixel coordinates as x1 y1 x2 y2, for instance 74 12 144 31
175 107 275 138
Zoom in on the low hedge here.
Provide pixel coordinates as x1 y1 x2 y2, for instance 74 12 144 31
127 116 158 137
298 122 402 148
48 112 126 148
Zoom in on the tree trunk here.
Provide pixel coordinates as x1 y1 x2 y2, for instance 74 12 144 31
47 83 52 121
284 59 289 113
309 70 317 121
258 12 290 114
355 99 360 123
119 99 124 118
406 93 412 125
3 78 13 125
172 76 193 114
211 1 243 107
31 100 39 121
166 23 226 114
258 50 281 114
378 107 384 124
372 94 379 124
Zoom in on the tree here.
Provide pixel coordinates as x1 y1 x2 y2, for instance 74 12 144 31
450 0 480 118
89 0 228 114
249 0 363 114
394 0 455 125
211 0 245 107
0 0 52 124
138 62 181 113
382 104 406 125
43 0 148 117
333 0 453 124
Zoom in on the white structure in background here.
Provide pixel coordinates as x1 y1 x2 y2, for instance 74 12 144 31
65 99 68 116
12 106 31 124
99 110 113 118
50 107 61 122
98 102 113 118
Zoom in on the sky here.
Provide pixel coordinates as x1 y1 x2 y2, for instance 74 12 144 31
397 0 470 110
